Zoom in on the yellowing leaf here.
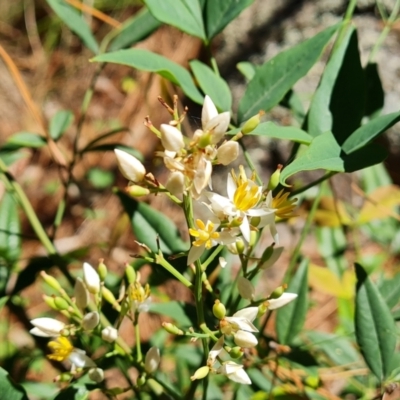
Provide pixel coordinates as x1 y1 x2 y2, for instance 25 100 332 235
314 197 352 227
358 185 400 224
309 264 354 299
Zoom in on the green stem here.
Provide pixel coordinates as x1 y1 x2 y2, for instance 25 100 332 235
135 313 142 363
284 181 324 282
156 253 193 288
369 0 400 62
239 140 263 185
344 0 358 22
202 244 224 271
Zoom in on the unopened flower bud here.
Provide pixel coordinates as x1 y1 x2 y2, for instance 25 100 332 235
57 372 73 382
304 375 320 389
258 302 268 317
162 322 184 335
88 368 104 383
250 230 258 247
160 124 185 152
229 346 244 359
236 239 245 255
237 277 255 300
82 311 100 331
115 149 146 183
241 111 264 134
83 262 100 294
190 366 210 381
250 216 261 227
202 95 218 127
137 375 146 387
101 326 118 343
74 277 89 310
234 330 258 348
40 271 62 292
125 264 136 284
54 296 69 311
270 284 287 299
145 346 160 373
217 141 239 165
267 164 282 191
102 287 118 308
97 259 107 281
30 317 66 337
43 295 57 310
126 185 150 197
212 300 226 319
166 171 185 196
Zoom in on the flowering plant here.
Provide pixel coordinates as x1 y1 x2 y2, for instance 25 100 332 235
1 1 400 399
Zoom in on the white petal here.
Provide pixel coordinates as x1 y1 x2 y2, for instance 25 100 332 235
69 350 96 368
261 247 284 270
82 311 100 331
101 326 119 343
270 221 279 244
207 336 224 365
268 293 298 310
114 149 145 182
219 362 251 385
237 277 255 300
217 141 239 166
145 346 161 373
160 124 185 152
225 316 258 333
83 262 100 294
205 112 231 143
226 174 237 201
30 318 65 337
239 216 251 243
187 244 205 265
233 330 258 348
29 327 53 337
202 95 218 127
166 171 185 196
233 307 258 322
219 257 227 268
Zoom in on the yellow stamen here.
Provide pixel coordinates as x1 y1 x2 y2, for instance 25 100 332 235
190 220 220 249
233 181 261 212
272 190 297 219
47 336 74 362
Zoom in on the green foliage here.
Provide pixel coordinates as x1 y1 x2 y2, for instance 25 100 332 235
0 368 29 400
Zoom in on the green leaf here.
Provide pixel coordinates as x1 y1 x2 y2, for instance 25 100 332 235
238 24 339 123
116 190 188 254
149 301 193 326
0 367 29 400
379 273 400 310
354 263 396 382
46 0 99 54
0 150 29 166
364 63 384 117
0 192 21 265
109 8 161 51
87 168 114 189
49 110 74 141
248 122 312 144
276 258 309 345
4 132 46 150
236 61 256 81
92 49 203 104
342 111 400 154
205 0 255 39
53 385 88 400
280 132 388 185
189 60 232 111
144 0 205 40
308 27 365 143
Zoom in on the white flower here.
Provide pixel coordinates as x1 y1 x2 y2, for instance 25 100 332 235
218 361 251 384
205 167 275 242
145 346 160 373
223 307 259 334
101 326 119 343
82 312 100 331
30 317 65 337
237 276 255 300
166 171 185 196
217 141 239 165
160 124 185 152
114 149 146 182
207 336 225 366
267 292 298 310
83 262 100 294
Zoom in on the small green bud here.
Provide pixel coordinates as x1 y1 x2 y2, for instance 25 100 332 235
137 374 146 387
190 366 210 381
212 300 226 319
270 284 287 299
125 263 136 284
57 372 73 382
250 230 258 247
54 296 70 311
250 216 261 227
236 239 245 255
98 259 107 281
267 164 282 191
88 368 104 383
260 244 274 263
258 302 268 318
43 295 57 310
229 346 244 359
241 111 264 134
102 287 120 310
126 185 150 197
162 322 184 335
304 375 320 389
40 271 62 292
198 132 212 149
